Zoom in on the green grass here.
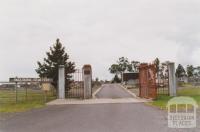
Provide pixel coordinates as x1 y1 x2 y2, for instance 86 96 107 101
0 101 44 113
148 86 200 110
0 89 56 113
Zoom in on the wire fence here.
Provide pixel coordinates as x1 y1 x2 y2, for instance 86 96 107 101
0 83 56 104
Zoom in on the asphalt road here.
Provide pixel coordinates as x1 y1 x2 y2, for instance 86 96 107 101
0 84 199 132
1 103 199 132
95 84 134 98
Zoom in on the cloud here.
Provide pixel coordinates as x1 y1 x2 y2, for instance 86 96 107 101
0 0 200 80
175 1 200 66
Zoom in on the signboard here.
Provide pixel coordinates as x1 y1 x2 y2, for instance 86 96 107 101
42 83 52 91
9 78 53 83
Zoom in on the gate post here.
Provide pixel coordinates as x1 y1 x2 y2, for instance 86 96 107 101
82 65 92 99
58 65 65 99
167 62 177 96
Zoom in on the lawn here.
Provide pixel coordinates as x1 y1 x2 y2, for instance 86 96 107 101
0 89 56 113
148 85 200 110
0 101 45 113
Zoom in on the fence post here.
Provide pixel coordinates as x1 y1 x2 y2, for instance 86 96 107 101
25 86 28 101
58 65 65 99
44 91 47 103
167 62 177 96
15 82 18 103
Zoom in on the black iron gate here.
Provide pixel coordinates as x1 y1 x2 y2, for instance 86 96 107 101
65 69 84 98
156 63 169 96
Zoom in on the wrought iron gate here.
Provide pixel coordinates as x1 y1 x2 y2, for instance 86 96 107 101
139 63 169 99
139 64 157 99
157 63 169 95
65 69 84 98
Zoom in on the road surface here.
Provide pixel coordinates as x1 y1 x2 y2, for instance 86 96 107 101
95 84 133 98
0 84 199 132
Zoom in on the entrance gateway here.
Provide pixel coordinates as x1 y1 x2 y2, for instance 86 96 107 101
139 61 177 99
58 62 176 100
58 64 92 99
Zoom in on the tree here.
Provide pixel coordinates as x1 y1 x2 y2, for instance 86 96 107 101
130 61 140 72
95 77 99 82
112 75 121 83
109 57 130 81
117 57 130 73
154 58 160 73
175 64 186 78
109 64 120 75
193 66 200 77
196 66 200 76
186 65 194 77
36 39 75 92
109 57 141 82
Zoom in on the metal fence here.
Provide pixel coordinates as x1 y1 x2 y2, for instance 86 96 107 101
157 64 169 95
139 64 157 99
65 69 84 99
0 82 56 104
139 63 170 99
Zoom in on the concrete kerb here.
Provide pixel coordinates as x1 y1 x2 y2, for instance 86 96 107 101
118 84 137 98
46 98 149 105
46 84 152 105
119 84 153 102
92 85 103 99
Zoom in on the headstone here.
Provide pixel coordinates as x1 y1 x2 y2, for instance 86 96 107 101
58 65 65 99
167 62 177 96
82 65 92 99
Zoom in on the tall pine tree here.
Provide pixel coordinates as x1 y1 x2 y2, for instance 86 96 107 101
36 39 75 92
175 64 186 78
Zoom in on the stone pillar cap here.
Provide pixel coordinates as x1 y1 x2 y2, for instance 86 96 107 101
163 61 175 65
82 64 92 69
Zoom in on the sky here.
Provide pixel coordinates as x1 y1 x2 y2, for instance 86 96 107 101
1 0 200 81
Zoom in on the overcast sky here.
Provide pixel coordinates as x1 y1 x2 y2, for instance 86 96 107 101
1 0 200 81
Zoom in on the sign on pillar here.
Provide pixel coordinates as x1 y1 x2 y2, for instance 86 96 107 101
166 62 177 96
82 65 92 99
58 65 65 99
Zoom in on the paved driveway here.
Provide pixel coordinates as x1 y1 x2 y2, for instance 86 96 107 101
95 84 134 98
1 103 199 132
0 84 199 132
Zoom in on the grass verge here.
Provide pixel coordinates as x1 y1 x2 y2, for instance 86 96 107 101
0 89 56 113
0 101 45 113
148 86 200 110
